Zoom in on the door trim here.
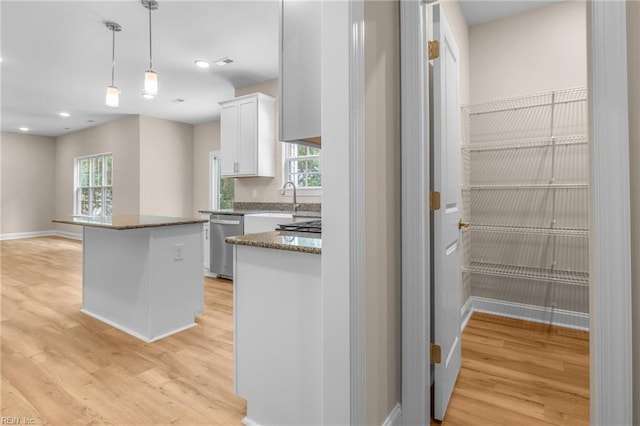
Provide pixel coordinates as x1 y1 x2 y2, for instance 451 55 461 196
400 1 431 424
587 1 632 424
320 0 366 423
400 0 633 424
349 0 366 424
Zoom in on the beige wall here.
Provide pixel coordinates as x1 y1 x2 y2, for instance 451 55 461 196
0 132 56 234
627 1 640 422
469 0 587 103
54 116 141 234
234 79 322 204
139 116 193 217
363 0 402 423
192 121 221 215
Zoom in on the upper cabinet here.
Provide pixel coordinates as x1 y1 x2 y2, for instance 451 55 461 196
279 0 321 147
219 93 275 177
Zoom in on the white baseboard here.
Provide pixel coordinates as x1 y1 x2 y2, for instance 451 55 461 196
80 309 197 343
0 230 83 241
240 405 403 426
382 403 402 426
470 296 589 331
0 230 54 240
54 230 83 240
241 417 261 426
460 297 473 331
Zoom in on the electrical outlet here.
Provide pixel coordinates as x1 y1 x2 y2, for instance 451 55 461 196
174 243 184 261
252 189 257 200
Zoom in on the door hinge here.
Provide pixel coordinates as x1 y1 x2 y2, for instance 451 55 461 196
428 40 440 60
430 191 441 211
430 343 442 364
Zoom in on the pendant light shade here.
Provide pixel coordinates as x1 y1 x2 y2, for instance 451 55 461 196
105 22 121 108
142 0 159 97
144 69 158 97
106 86 119 108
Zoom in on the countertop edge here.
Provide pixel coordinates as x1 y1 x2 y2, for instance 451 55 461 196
199 210 321 218
52 218 208 230
226 231 322 255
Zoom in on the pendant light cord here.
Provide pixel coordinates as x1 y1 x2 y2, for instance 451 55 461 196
111 27 116 86
148 6 153 70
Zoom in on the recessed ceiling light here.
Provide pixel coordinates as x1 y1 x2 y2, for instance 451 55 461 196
213 57 234 67
142 93 155 99
19 127 29 132
194 60 210 69
59 112 70 117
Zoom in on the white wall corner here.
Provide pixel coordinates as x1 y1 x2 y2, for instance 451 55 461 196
381 403 402 426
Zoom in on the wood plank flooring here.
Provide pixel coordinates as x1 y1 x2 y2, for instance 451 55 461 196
434 313 589 426
2 237 589 425
1 236 246 425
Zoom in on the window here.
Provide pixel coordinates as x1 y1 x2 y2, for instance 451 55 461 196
210 152 234 210
75 153 113 216
283 143 321 189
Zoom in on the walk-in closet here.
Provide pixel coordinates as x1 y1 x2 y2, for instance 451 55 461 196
461 87 589 330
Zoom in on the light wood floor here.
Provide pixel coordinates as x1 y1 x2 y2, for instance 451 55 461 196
1 236 246 425
434 313 589 426
2 237 589 425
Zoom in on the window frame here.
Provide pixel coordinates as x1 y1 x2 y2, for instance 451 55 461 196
74 153 113 217
209 151 234 210
282 142 322 196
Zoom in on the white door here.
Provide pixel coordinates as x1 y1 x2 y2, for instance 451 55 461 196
432 4 462 421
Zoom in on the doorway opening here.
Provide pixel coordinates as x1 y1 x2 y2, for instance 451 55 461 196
424 1 593 423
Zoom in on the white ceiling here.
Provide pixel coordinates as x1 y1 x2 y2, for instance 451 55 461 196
1 1 559 138
1 1 279 137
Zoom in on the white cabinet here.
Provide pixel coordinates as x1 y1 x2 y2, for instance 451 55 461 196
219 93 275 177
234 245 322 424
279 0 321 146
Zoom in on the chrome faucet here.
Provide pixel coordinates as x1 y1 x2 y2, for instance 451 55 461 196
281 181 300 212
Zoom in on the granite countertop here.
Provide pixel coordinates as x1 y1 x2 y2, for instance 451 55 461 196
199 210 322 219
52 215 208 230
225 231 322 255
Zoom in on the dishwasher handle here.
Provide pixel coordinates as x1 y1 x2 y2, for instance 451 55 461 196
211 219 242 225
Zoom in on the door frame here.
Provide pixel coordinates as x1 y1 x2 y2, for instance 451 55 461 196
399 0 633 424
320 0 366 423
400 1 431 424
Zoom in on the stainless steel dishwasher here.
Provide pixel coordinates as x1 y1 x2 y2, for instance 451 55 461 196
209 214 243 279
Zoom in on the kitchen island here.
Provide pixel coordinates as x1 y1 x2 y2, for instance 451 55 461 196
52 215 207 343
226 231 321 426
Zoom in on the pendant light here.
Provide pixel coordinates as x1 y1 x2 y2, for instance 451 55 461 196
142 0 159 97
105 22 122 108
